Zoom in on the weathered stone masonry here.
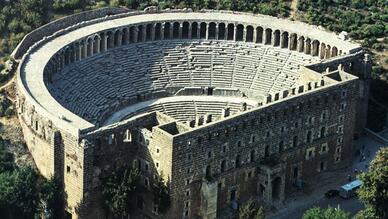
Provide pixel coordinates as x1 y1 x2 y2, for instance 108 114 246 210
14 8 370 219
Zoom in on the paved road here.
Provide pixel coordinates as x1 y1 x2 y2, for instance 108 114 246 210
270 196 364 219
269 135 384 219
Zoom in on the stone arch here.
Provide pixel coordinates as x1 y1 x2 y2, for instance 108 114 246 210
227 23 235 40
122 28 129 45
163 22 171 39
87 37 93 57
114 30 121 47
191 22 198 39
256 27 263 43
281 31 289 48
200 22 207 39
129 26 136 43
331 46 338 57
320 42 326 59
289 33 297 50
246 25 254 42
182 22 190 39
305 38 311 54
273 30 281 46
265 28 272 45
137 25 144 42
272 177 282 200
146 23 153 41
99 32 105 52
236 24 244 41
297 36 305 52
173 22 180 39
218 23 226 40
107 31 114 49
312 40 320 56
208 22 217 39
154 23 162 40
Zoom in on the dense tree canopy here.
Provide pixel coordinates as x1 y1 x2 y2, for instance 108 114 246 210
101 166 141 217
238 199 265 219
302 206 350 219
357 147 388 219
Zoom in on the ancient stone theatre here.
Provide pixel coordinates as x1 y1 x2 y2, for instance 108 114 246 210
13 7 370 219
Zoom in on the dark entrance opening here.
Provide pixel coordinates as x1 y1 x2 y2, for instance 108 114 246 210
208 87 213 95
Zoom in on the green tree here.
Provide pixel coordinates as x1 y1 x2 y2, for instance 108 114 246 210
152 174 171 214
357 147 388 219
0 140 14 172
0 166 40 218
302 206 350 219
101 166 140 217
39 176 64 219
239 199 265 219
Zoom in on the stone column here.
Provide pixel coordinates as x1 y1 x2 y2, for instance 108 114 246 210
179 23 183 39
304 40 310 54
151 24 156 41
96 37 100 53
273 31 278 46
297 37 303 52
83 42 88 58
215 23 219 40
243 26 247 41
89 40 94 56
233 24 237 41
161 23 165 40
78 44 83 60
197 24 200 39
73 46 77 61
169 24 173 40
142 25 147 42
263 29 269 44
123 29 129 45
280 32 285 48
188 22 192 39
253 28 257 43
103 34 108 52
204 23 209 40
117 31 122 46
134 27 139 43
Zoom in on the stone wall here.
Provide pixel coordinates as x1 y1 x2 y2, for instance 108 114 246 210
168 77 359 217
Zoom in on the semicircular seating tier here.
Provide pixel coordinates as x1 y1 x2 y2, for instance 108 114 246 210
47 40 319 125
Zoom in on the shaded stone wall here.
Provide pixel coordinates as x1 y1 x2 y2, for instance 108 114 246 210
168 78 359 218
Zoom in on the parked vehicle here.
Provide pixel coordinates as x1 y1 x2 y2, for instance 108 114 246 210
325 189 339 198
339 179 362 199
